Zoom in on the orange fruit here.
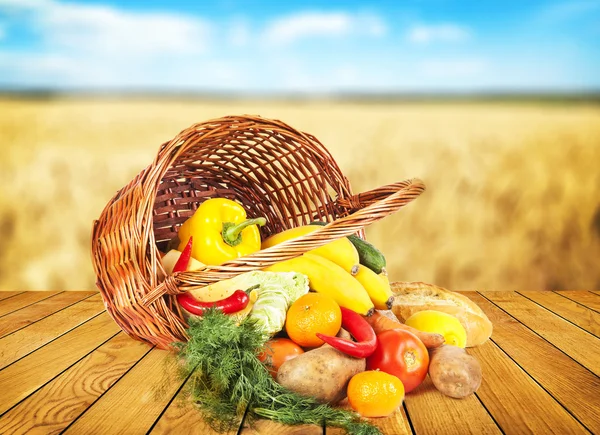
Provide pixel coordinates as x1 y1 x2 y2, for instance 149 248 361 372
285 292 342 348
347 370 405 418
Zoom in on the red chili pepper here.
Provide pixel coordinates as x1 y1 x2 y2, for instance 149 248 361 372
177 289 250 316
172 236 193 273
316 306 377 358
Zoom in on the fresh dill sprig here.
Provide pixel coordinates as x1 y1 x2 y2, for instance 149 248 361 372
174 309 380 435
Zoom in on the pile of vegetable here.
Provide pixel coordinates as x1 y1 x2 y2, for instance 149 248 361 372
175 310 380 435
160 198 486 435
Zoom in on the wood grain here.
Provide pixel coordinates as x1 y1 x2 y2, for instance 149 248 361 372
150 377 242 435
0 312 120 414
241 419 322 435
469 338 589 434
519 291 599 338
364 406 411 435
465 292 600 433
482 291 600 376
0 332 149 435
0 291 96 338
0 293 106 369
326 399 411 435
0 291 61 317
63 347 184 435
1 291 597 435
404 375 500 434
0 292 24 302
557 291 600 313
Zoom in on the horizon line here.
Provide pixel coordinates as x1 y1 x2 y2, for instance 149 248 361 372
2 87 600 102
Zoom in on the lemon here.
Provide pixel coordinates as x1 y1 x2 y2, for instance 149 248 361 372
405 310 467 348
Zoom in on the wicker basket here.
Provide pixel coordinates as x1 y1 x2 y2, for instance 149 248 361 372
91 115 425 349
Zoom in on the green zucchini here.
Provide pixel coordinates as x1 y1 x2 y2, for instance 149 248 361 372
309 221 387 274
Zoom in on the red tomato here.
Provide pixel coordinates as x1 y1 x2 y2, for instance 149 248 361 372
257 338 304 377
366 329 429 393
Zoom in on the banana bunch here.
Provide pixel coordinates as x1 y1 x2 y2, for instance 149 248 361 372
262 225 392 315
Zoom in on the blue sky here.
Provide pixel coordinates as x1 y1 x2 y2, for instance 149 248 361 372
0 0 599 93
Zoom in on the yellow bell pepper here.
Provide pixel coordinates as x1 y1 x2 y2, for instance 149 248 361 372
177 198 266 265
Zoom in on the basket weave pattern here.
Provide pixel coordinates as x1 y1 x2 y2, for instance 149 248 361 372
91 115 425 349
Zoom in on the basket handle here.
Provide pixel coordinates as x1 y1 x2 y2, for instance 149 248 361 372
141 178 425 307
335 181 417 213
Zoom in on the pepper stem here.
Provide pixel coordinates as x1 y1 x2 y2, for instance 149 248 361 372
244 284 261 294
222 217 266 247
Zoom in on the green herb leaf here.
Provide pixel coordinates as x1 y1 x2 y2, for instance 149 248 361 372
174 309 380 435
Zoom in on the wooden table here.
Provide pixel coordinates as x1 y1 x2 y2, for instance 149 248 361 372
0 290 598 434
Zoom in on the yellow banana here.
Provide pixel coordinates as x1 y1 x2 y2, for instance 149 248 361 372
353 266 394 310
265 253 374 316
261 225 360 274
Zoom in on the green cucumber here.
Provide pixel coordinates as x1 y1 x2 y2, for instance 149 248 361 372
309 220 387 274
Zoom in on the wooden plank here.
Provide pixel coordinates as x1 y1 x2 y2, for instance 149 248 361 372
0 332 149 434
0 312 120 415
0 292 24 302
241 419 322 435
63 347 184 435
0 293 106 369
373 406 412 435
469 337 589 433
464 292 600 433
0 291 61 317
0 291 96 338
326 399 412 435
153 382 385 435
150 377 242 435
519 291 599 337
403 376 500 434
482 291 600 376
558 291 600 313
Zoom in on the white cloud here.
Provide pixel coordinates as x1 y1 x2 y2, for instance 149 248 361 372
0 0 216 89
262 11 386 47
408 24 470 44
2 0 212 56
0 2 393 92
44 6 210 55
4 1 587 93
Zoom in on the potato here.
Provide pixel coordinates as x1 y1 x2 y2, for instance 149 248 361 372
428 345 482 398
276 345 366 404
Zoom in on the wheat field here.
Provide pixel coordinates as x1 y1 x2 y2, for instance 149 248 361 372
1 97 599 292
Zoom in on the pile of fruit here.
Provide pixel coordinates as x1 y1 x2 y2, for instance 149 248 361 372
160 198 490 435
